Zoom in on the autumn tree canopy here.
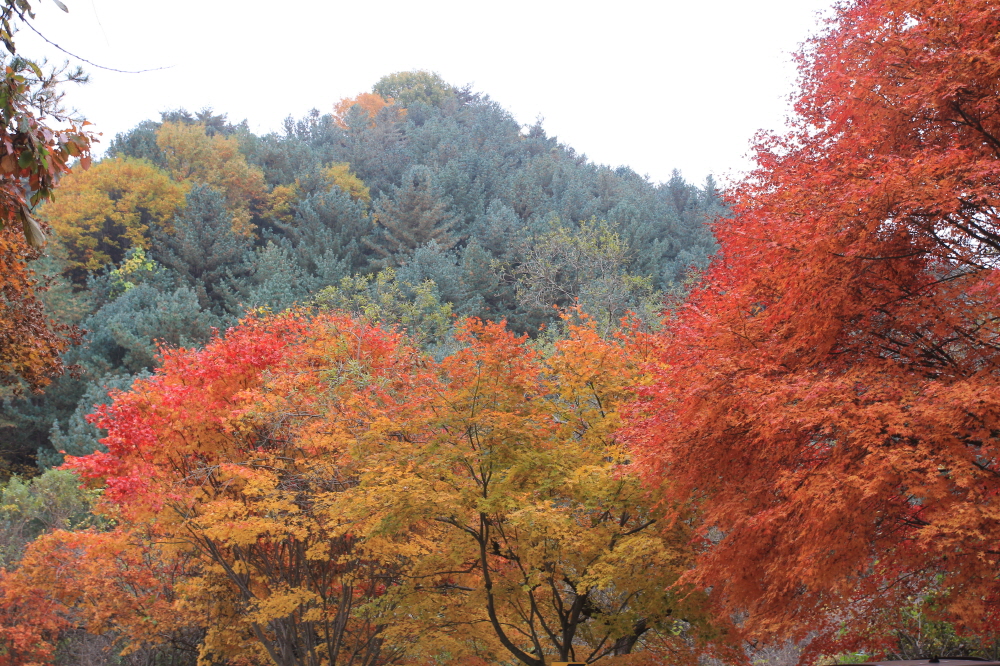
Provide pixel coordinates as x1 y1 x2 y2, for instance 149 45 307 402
349 318 716 666
628 0 1000 655
372 71 456 107
0 66 726 663
42 157 187 280
333 92 396 129
65 312 423 666
0 309 718 666
0 1 95 394
4 69 719 470
0 225 79 396
9 1 1000 662
156 121 268 233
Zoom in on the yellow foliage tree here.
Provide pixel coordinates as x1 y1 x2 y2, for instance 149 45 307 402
323 163 371 203
156 121 268 234
267 182 300 224
347 318 717 666
264 164 369 228
41 157 187 280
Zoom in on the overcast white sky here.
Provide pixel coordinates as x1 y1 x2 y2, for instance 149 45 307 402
17 0 834 186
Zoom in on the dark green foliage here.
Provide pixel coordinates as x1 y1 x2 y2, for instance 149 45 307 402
367 165 461 263
154 185 253 312
236 83 722 300
79 282 220 377
222 242 312 313
653 171 720 285
31 250 94 326
273 185 371 284
244 132 319 187
0 373 85 478
454 241 505 320
396 241 463 304
343 107 411 197
435 157 487 233
396 240 512 324
161 107 243 136
283 108 345 162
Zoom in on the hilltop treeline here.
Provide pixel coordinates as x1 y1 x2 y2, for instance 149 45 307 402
0 71 721 475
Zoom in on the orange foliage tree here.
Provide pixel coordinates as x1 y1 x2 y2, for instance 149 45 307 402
63 312 428 666
1 308 719 666
0 527 198 666
0 225 80 393
333 92 395 129
0 56 93 391
627 0 1000 657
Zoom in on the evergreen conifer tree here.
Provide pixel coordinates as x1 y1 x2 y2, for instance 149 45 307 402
78 283 219 377
153 185 253 312
274 186 371 286
106 120 166 167
222 242 310 313
367 165 461 264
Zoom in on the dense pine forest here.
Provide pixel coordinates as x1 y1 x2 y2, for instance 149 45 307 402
4 0 1000 665
0 71 721 475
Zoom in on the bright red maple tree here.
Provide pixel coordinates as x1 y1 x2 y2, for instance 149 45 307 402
627 0 1000 655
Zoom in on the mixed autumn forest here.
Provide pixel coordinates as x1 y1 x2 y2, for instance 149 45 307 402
2 0 1000 665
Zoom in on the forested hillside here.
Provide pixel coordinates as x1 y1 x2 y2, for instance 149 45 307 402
3 0 1000 665
0 71 721 476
